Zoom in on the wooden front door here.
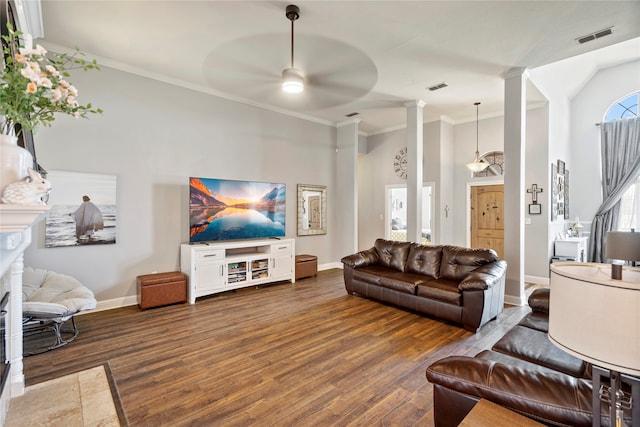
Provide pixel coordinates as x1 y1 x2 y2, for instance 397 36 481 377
470 184 504 258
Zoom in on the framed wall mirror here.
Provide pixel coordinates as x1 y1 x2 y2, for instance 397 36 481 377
297 184 327 236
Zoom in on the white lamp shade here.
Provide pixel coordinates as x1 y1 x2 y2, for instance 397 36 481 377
605 231 640 261
465 152 490 172
282 68 305 94
549 262 640 376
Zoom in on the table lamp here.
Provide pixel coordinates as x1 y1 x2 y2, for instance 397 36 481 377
573 217 584 237
605 231 640 280
549 262 640 427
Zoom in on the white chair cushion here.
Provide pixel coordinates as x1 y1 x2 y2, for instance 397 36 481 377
22 267 97 315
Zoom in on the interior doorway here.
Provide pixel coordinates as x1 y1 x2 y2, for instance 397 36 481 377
469 184 504 258
385 184 434 245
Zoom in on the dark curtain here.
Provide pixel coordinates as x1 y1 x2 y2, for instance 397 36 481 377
588 117 640 262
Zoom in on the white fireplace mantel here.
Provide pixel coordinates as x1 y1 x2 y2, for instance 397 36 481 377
0 204 49 425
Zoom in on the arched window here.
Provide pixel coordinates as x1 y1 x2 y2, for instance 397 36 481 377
473 151 504 178
604 92 639 231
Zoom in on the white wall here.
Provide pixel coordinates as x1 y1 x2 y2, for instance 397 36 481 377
360 107 552 281
452 114 504 246
24 66 338 302
571 60 640 223
358 128 405 249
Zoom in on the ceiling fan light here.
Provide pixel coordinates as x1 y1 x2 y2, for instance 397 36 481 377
282 68 305 94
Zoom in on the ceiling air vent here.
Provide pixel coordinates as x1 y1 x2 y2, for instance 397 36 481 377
576 26 614 44
345 112 359 117
428 82 448 91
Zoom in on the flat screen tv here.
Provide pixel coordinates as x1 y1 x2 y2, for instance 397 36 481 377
189 177 286 243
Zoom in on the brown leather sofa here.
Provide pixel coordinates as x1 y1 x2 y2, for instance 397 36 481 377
341 238 507 332
426 288 633 427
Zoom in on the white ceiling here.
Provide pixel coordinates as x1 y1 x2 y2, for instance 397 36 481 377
36 1 640 134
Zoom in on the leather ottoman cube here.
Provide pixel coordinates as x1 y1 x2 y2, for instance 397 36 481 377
137 271 187 310
295 254 318 280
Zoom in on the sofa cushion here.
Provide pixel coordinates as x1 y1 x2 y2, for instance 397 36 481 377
492 325 590 379
352 265 389 286
416 279 461 305
405 244 443 278
373 239 411 272
528 287 550 313
475 350 566 375
377 271 425 295
426 356 594 427
518 311 549 333
439 245 499 281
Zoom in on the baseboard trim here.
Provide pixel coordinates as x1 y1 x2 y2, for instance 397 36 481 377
78 295 139 314
86 266 343 313
524 275 549 286
319 262 342 271
504 294 527 307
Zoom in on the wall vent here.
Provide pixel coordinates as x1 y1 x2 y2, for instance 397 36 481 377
428 82 448 91
345 112 359 117
576 26 614 44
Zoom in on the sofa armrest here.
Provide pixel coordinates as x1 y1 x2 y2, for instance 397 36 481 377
341 248 379 269
528 287 550 314
458 260 507 291
426 356 593 427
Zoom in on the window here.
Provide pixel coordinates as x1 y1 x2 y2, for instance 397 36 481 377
604 92 639 231
473 151 504 178
605 92 638 121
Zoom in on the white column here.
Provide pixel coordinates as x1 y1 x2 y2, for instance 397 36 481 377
501 67 527 306
336 118 360 256
8 252 25 397
405 100 425 243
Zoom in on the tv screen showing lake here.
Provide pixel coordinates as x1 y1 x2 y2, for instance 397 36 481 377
189 178 286 242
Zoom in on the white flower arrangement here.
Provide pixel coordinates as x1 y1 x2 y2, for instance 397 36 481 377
0 24 102 136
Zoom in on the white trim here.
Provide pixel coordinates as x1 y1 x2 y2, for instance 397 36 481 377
85 264 341 312
88 295 139 312
40 42 336 129
504 293 527 307
320 262 342 271
14 0 44 38
525 275 549 286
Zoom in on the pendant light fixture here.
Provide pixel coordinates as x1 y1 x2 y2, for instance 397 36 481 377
282 4 304 94
466 102 490 172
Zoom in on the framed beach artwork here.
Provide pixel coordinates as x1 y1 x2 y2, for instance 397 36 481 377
45 170 117 248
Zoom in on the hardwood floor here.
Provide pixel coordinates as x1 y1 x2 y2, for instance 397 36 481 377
23 269 531 426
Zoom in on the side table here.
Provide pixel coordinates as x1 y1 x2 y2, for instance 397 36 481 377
459 399 544 426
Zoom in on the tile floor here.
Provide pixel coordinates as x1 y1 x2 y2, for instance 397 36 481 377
6 365 120 426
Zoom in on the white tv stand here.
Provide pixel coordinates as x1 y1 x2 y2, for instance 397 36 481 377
180 238 295 303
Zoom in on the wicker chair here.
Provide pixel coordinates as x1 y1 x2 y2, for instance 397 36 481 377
22 267 96 356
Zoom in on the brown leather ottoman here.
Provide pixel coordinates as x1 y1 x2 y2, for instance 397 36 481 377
295 254 318 280
137 271 187 310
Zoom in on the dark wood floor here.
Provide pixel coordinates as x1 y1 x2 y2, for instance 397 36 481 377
23 269 530 426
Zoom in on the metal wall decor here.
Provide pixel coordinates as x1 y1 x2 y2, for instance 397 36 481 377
551 160 568 221
527 184 543 215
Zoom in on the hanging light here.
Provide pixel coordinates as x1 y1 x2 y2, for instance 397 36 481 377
282 4 304 94
466 102 490 172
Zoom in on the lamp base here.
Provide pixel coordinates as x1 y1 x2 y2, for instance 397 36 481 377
592 366 639 427
611 264 622 280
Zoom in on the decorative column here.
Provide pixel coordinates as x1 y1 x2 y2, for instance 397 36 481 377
501 67 527 306
405 100 426 243
0 205 49 424
336 118 360 257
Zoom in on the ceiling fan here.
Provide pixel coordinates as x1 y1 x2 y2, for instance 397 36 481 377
281 4 304 94
201 4 379 110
